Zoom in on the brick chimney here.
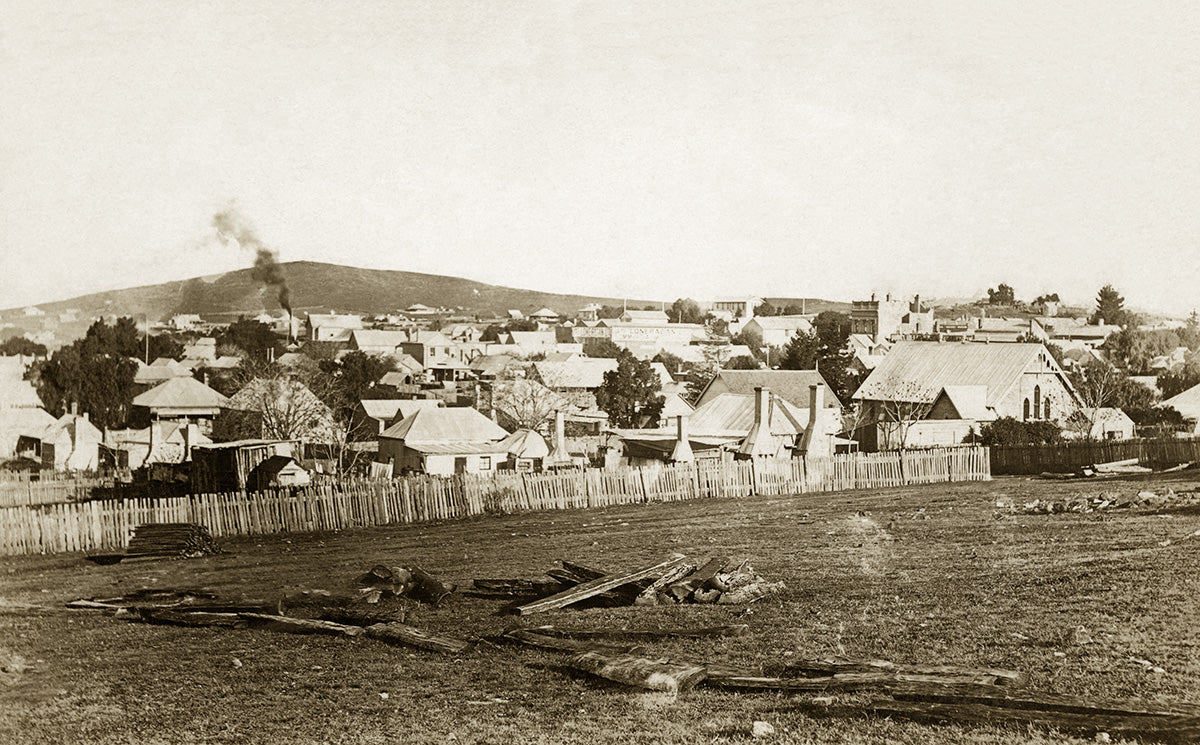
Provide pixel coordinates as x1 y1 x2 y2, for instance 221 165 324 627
737 387 776 459
544 410 573 468
799 383 827 457
669 415 694 464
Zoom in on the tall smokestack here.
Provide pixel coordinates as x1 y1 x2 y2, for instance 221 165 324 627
545 410 573 468
213 208 292 320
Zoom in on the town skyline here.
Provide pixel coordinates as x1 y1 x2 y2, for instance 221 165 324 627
4 2 1198 314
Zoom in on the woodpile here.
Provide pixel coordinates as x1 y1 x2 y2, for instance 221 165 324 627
474 555 784 614
356 564 456 605
124 523 219 559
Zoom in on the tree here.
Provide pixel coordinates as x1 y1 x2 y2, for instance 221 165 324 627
32 317 142 430
1090 284 1127 326
219 318 283 360
595 350 664 428
145 332 185 362
874 381 937 451
987 284 1015 306
754 300 778 317
979 417 1063 446
1034 293 1060 304
597 305 623 320
1067 360 1123 439
0 336 47 357
220 360 338 443
667 298 704 324
779 330 819 370
726 355 760 370
1158 358 1200 400
492 377 567 433
479 324 504 343
652 350 685 376
583 338 623 359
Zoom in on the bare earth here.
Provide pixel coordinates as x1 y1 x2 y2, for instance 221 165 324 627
2 473 1199 744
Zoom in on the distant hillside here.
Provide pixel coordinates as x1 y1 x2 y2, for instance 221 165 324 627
761 298 854 315
0 261 656 346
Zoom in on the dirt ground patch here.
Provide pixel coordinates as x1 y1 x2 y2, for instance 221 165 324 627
2 473 1199 744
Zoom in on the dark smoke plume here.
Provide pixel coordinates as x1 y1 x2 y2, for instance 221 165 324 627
212 209 291 314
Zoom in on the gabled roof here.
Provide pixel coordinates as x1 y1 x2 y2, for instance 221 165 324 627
134 357 193 385
935 385 996 421
1164 384 1200 419
133 376 229 410
0 357 44 409
499 428 550 459
530 308 559 318
854 341 1066 407
307 313 364 329
621 310 669 323
687 392 807 438
698 369 840 409
380 406 509 444
360 398 443 422
350 329 410 350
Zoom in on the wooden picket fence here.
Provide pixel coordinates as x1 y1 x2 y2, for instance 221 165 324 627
0 476 114 508
990 438 1200 475
0 446 989 556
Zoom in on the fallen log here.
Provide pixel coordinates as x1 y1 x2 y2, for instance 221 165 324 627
239 613 366 637
559 561 607 581
889 686 1200 718
514 555 689 615
781 658 1028 687
319 606 408 626
365 622 472 654
545 569 585 586
569 651 708 693
407 566 456 605
501 628 637 654
861 698 1200 742
115 607 247 629
472 579 568 596
528 624 749 641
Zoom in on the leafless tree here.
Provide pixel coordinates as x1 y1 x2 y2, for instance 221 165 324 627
874 381 937 451
1066 360 1121 441
224 360 339 443
491 377 569 434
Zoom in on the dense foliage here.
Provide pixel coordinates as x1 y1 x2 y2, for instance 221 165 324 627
595 350 664 428
979 417 1063 446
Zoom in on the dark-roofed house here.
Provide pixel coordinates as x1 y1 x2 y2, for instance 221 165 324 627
853 341 1078 450
132 376 230 435
696 369 842 409
377 407 510 476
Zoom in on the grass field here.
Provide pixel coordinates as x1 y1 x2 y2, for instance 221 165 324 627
2 473 1199 744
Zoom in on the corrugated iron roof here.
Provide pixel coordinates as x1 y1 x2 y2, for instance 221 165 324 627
854 341 1052 407
499 428 550 458
687 392 807 437
700 369 840 408
380 406 509 444
1165 384 1200 419
133 376 229 410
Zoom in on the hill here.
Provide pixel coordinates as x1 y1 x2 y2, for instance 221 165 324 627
0 261 656 346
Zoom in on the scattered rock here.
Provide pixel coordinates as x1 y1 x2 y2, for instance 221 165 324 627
751 721 775 738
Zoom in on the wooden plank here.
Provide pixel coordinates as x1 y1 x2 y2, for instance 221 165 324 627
525 624 749 640
569 651 708 693
239 613 366 637
365 622 472 654
782 658 1027 687
513 555 689 615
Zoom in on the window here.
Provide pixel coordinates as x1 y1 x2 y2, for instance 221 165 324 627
1033 386 1041 419
1023 398 1030 420
479 456 491 469
1044 399 1050 420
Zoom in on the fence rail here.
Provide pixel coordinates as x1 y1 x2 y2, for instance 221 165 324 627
990 438 1200 475
0 477 114 508
0 446 989 556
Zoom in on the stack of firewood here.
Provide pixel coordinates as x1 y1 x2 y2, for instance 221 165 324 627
125 523 219 558
471 555 784 614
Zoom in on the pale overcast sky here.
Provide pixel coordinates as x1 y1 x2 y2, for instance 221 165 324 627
2 1 1198 314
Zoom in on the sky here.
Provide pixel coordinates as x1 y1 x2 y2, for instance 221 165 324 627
2 1 1199 315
